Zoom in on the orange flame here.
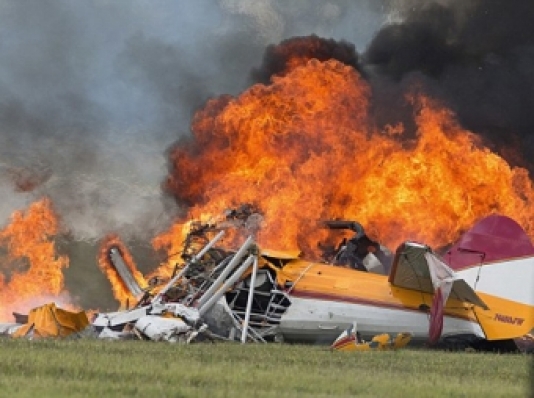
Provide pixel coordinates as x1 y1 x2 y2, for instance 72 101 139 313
97 234 147 308
159 57 534 261
0 198 72 321
151 221 192 279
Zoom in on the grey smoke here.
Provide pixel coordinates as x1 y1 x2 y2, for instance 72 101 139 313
0 0 388 241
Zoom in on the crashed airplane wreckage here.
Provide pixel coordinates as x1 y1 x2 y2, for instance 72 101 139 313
85 207 534 352
2 207 533 352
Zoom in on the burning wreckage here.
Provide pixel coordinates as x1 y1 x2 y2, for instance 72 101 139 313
2 205 533 352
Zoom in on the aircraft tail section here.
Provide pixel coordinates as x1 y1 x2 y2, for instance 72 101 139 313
461 257 534 341
443 214 534 341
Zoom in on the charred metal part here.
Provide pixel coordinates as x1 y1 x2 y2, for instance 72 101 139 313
321 220 392 274
226 269 291 339
219 203 263 236
109 247 144 297
152 230 226 305
224 203 260 222
12 312 28 324
196 236 255 309
131 229 290 342
179 203 260 262
199 254 256 316
323 220 365 238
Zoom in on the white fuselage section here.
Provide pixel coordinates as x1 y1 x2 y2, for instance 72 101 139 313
278 296 484 344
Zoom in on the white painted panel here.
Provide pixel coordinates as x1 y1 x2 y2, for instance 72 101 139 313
279 297 483 343
458 257 534 305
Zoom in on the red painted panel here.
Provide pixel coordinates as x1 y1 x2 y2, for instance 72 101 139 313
443 215 534 270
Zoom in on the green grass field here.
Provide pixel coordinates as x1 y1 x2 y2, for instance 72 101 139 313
0 338 531 398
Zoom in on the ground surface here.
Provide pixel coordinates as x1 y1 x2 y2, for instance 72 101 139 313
0 339 531 397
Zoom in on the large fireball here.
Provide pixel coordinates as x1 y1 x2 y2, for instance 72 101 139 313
160 57 534 267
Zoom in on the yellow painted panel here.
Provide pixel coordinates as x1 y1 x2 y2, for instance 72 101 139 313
474 293 534 340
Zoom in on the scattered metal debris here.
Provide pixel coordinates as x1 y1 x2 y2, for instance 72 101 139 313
331 322 413 352
1 208 532 353
0 303 89 339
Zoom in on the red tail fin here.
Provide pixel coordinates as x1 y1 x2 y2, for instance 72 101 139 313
444 214 534 270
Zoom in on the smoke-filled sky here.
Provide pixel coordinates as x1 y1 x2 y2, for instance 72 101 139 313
0 0 389 240
365 0 534 170
1 0 533 242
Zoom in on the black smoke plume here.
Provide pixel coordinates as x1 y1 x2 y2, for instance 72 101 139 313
365 0 534 170
252 35 363 83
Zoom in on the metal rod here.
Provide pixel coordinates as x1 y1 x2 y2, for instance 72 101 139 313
152 230 225 304
194 230 226 261
198 254 255 316
109 247 144 297
196 236 254 308
233 311 265 343
241 256 258 344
